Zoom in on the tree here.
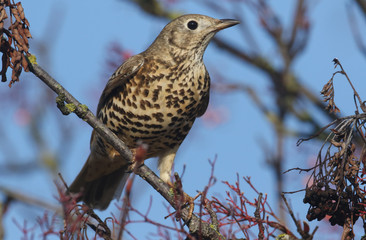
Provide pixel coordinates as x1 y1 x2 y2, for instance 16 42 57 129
1 0 366 239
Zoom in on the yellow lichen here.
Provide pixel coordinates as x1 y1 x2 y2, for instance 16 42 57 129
65 103 76 112
27 54 37 64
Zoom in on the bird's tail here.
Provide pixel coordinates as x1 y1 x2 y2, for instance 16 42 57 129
68 154 130 210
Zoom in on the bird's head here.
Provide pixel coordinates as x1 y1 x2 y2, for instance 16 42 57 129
146 14 239 61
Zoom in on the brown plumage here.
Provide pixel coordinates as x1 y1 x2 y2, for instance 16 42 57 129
69 14 239 209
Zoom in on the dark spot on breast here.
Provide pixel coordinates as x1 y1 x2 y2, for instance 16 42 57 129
123 116 133 124
120 118 127 125
107 101 113 109
179 89 185 96
115 106 126 117
152 112 164 123
126 111 136 119
152 88 160 102
144 123 163 129
137 115 152 121
134 121 143 127
117 124 129 132
185 100 196 110
151 130 167 134
130 127 150 134
143 89 149 97
187 89 195 96
183 124 191 132
143 100 150 108
140 100 146 110
108 111 114 119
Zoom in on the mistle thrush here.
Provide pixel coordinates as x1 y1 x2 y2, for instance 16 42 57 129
69 14 239 209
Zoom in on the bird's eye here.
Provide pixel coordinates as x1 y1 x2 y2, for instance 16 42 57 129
187 20 198 30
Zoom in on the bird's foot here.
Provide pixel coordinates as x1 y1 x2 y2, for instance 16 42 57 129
166 173 199 220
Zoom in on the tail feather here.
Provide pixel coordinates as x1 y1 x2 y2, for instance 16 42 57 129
69 155 129 210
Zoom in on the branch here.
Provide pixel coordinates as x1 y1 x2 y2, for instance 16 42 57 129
27 57 223 239
0 185 61 214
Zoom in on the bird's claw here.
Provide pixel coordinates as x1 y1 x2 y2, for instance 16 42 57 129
165 173 198 221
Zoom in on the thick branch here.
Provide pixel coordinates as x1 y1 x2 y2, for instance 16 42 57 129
28 60 222 239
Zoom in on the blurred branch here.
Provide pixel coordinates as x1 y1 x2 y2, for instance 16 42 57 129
349 1 366 57
128 0 180 19
0 202 3 240
0 186 61 214
28 60 223 239
354 0 366 17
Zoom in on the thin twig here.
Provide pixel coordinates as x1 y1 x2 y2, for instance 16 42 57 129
333 58 364 112
254 193 264 239
117 175 135 240
281 193 308 238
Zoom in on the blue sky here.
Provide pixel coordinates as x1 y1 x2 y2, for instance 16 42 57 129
1 0 366 239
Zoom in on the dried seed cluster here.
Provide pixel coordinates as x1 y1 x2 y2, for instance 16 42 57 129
297 59 366 229
0 0 32 87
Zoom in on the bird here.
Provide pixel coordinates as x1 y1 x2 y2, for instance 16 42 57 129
69 14 239 210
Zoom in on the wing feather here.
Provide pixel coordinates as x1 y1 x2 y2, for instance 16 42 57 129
97 54 144 114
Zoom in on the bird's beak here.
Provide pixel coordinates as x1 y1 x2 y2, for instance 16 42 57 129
215 19 240 31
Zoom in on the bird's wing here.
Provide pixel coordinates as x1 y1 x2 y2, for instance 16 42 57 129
68 55 144 207
96 54 144 114
84 54 144 180
196 71 210 117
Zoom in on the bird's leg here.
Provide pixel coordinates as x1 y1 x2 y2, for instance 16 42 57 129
158 150 195 219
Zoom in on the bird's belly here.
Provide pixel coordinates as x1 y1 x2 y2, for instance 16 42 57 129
104 90 199 157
